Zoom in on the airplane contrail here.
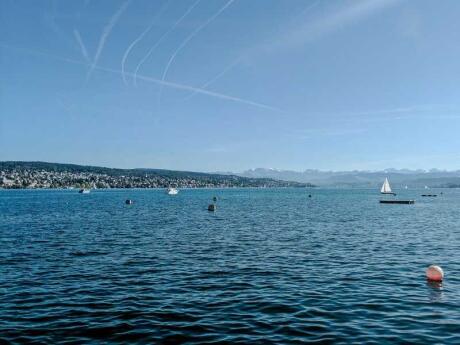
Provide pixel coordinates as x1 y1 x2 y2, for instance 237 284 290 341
264 0 399 52
133 0 201 87
87 0 131 81
73 29 91 63
159 0 235 92
0 43 279 112
180 2 318 102
129 67 277 111
182 56 241 101
121 0 171 86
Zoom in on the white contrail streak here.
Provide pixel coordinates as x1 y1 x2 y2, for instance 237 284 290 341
182 2 316 101
133 0 201 86
160 0 235 85
265 0 400 52
129 68 277 111
0 43 278 112
87 0 131 81
73 29 90 63
182 56 241 101
293 1 320 22
121 0 171 86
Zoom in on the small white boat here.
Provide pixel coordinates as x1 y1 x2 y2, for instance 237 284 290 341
166 187 179 195
381 178 396 195
79 189 90 194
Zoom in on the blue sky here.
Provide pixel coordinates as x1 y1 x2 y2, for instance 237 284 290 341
1 0 460 172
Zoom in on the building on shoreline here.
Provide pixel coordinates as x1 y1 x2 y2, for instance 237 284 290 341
0 163 311 189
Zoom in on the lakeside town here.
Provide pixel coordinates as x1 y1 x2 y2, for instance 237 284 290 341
0 162 310 189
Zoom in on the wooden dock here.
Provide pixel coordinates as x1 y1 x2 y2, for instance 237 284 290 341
379 200 415 204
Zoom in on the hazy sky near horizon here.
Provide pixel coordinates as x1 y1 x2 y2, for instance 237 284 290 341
2 0 460 172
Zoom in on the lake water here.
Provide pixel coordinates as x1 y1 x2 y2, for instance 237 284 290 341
1 188 460 343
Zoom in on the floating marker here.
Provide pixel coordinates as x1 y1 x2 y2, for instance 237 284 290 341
426 265 444 282
208 204 216 212
125 199 133 205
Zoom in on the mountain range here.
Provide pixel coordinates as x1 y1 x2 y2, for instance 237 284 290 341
230 168 460 188
3 162 460 189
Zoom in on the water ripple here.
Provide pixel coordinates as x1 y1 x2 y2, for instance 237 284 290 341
1 188 460 343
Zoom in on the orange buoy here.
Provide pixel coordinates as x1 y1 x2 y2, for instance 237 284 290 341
426 265 444 282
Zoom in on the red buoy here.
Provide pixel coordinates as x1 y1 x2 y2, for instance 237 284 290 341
426 265 444 282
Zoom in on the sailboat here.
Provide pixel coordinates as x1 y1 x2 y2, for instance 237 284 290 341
381 178 396 195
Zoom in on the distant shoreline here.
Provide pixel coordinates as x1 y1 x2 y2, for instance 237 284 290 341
0 161 313 189
0 186 315 190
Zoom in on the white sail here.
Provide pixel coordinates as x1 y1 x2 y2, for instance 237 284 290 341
381 178 392 194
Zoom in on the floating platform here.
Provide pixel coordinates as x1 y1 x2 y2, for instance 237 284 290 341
379 200 415 204
421 194 437 197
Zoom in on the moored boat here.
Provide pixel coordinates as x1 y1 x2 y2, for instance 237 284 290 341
166 187 179 195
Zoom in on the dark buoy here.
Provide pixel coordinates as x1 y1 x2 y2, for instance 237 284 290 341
208 204 216 212
125 199 133 205
213 196 218 202
308 194 312 198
